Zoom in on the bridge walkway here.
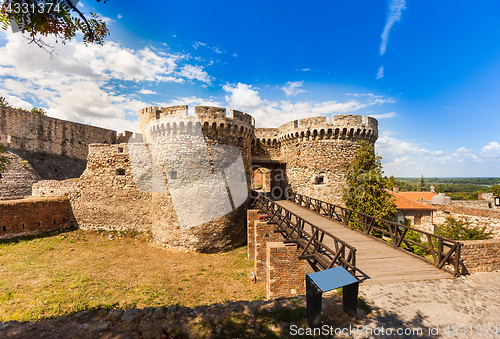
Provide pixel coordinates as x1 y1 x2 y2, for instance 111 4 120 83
274 199 451 286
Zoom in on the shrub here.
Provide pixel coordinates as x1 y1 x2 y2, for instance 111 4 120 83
435 216 492 241
492 185 500 197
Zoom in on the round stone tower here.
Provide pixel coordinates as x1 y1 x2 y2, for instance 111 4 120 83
137 105 255 253
253 114 378 205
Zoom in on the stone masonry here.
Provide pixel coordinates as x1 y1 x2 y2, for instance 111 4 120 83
5 104 377 251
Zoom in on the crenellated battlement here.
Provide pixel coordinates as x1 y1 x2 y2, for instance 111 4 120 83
140 105 256 141
252 114 378 148
277 114 378 144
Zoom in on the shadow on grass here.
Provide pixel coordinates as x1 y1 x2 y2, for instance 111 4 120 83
0 294 438 339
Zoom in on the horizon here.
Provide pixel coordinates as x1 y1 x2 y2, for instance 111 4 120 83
1 0 500 177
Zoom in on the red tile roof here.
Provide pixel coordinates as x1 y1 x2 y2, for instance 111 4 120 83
388 191 435 211
397 191 437 201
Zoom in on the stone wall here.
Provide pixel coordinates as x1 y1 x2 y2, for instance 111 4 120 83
249 114 378 205
461 239 500 273
0 107 119 159
430 204 500 239
450 200 495 209
0 196 71 239
32 105 257 253
0 148 86 198
32 144 153 232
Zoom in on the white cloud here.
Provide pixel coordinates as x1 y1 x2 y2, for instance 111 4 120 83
380 0 406 56
193 41 207 49
138 89 157 95
369 111 397 119
117 14 123 19
0 30 214 132
192 41 226 55
456 146 472 154
223 83 263 109
155 97 222 114
223 83 396 128
178 65 213 84
377 132 499 176
376 66 384 79
281 81 306 97
480 142 500 158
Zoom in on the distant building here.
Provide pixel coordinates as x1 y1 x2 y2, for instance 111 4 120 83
389 190 436 232
397 191 437 202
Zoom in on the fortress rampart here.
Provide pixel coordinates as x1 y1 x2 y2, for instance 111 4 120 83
24 104 378 251
0 106 120 159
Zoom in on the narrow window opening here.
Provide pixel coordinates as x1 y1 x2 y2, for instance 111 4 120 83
314 173 325 185
2 226 6 232
38 222 40 227
22 224 25 229
54 219 56 225
118 147 124 153
63 218 66 223
116 168 126 176
170 171 177 180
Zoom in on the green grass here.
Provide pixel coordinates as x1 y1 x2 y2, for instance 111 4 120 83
0 230 265 322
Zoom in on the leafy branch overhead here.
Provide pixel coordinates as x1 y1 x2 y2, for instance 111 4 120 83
0 0 109 49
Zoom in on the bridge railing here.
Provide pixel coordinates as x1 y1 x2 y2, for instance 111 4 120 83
253 193 357 275
286 191 462 277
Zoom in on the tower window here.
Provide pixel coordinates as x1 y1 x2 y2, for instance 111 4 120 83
314 173 326 185
170 171 177 180
116 169 126 176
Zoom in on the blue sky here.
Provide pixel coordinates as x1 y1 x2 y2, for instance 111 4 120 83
1 0 500 177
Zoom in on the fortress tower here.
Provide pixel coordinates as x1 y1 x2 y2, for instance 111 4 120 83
27 105 378 252
252 114 378 205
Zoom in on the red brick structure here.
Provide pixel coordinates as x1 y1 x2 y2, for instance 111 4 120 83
266 242 309 299
246 209 262 261
0 196 71 239
461 239 500 273
254 220 283 282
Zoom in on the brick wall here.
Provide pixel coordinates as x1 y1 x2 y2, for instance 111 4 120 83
254 220 283 282
246 209 262 261
0 196 71 239
461 239 500 273
266 242 309 299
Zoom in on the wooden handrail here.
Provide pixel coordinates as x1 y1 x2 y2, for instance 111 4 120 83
286 191 463 276
253 193 357 275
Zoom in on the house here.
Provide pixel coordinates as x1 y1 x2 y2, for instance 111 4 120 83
388 190 436 232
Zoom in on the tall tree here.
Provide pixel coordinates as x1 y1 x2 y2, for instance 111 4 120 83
416 174 426 191
343 142 397 222
385 175 396 190
1 0 109 50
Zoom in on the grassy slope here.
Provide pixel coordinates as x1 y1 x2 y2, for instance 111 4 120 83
0 230 265 322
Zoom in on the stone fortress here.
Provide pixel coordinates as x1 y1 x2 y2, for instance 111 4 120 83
0 105 378 252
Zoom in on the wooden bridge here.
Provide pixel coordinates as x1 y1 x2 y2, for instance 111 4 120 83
253 192 462 286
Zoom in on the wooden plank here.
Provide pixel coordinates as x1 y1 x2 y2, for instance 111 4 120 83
273 199 453 285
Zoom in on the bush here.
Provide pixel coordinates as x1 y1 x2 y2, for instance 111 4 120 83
492 185 500 197
435 216 492 241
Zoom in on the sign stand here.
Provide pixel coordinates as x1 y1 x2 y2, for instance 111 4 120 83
306 266 359 328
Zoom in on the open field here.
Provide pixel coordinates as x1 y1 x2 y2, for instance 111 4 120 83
0 230 266 322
